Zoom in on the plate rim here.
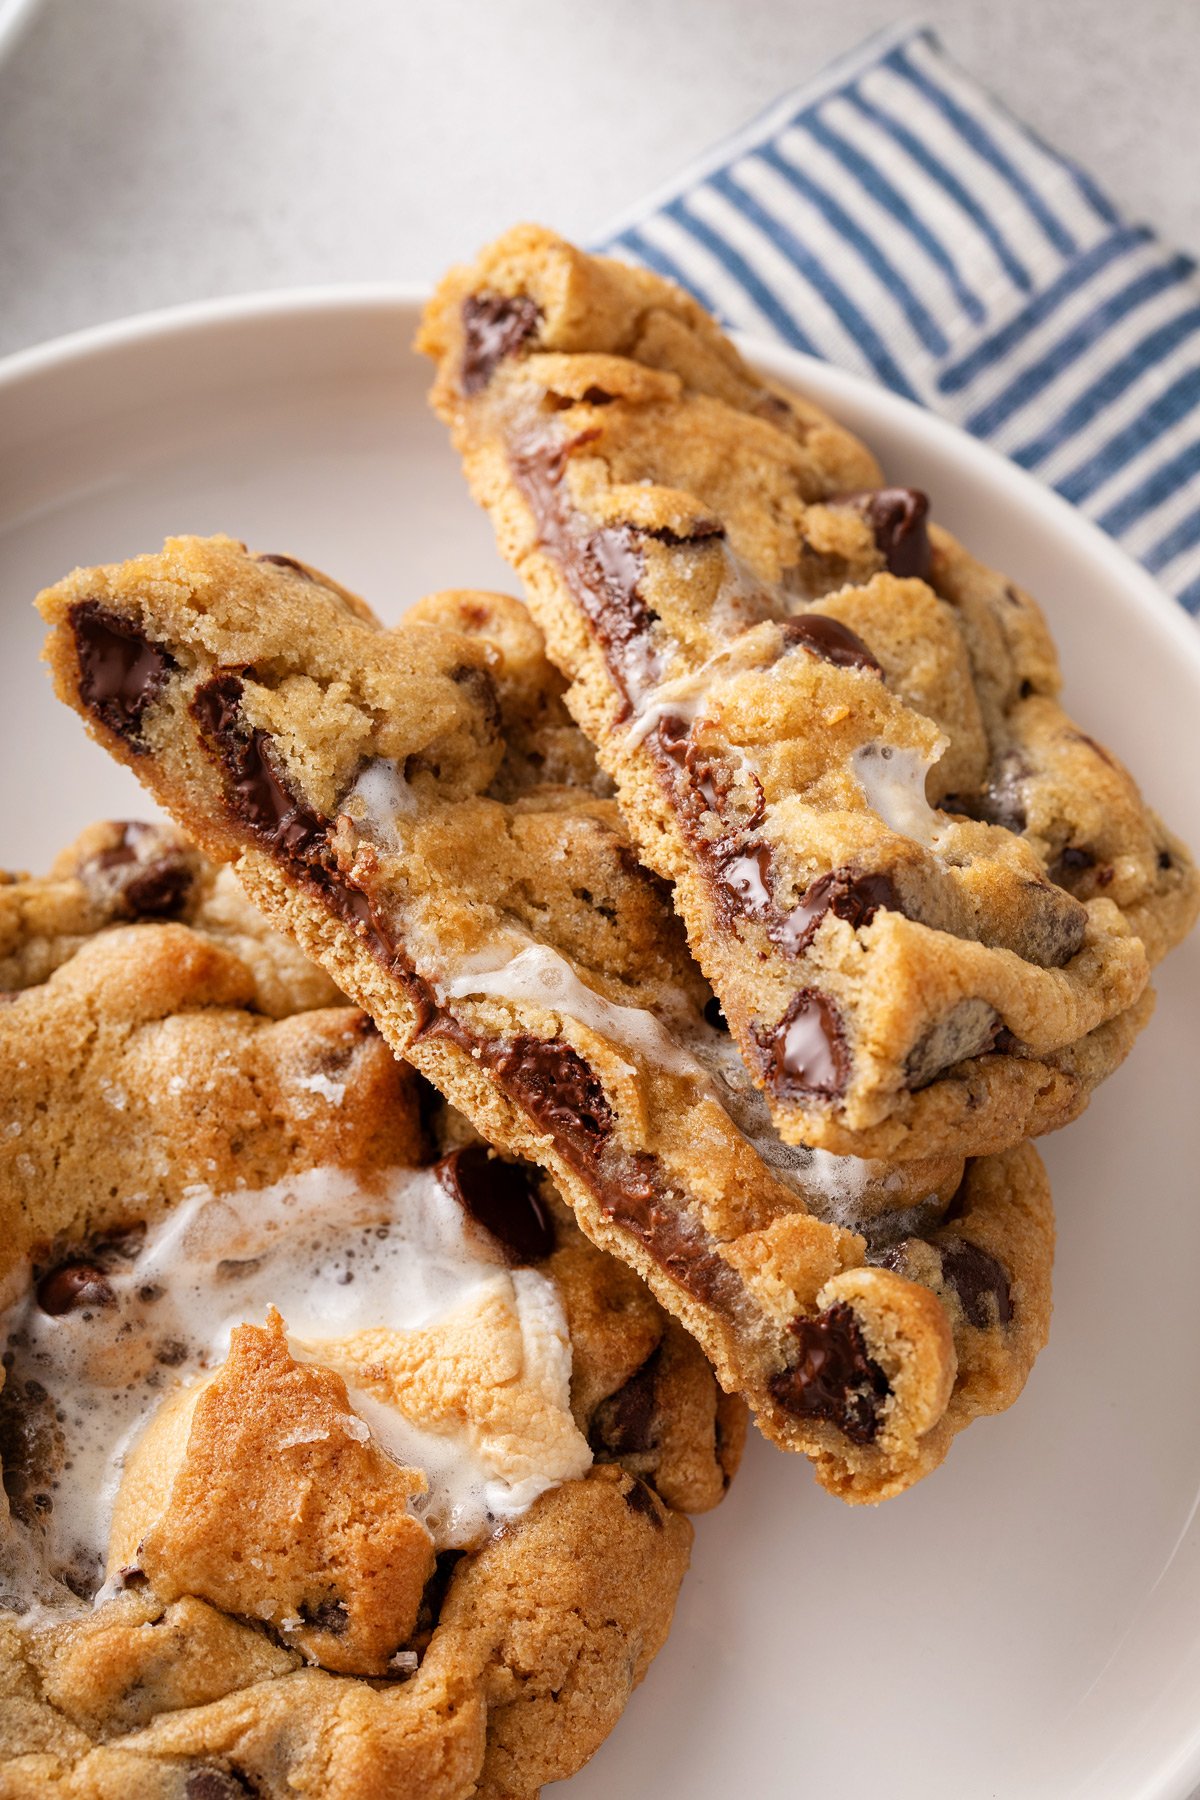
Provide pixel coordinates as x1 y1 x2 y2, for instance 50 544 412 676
1 282 1197 685
2 283 1199 1800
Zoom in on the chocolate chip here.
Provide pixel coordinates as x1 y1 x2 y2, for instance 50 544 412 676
774 866 898 956
781 613 883 675
831 487 932 581
768 1302 890 1443
491 1034 614 1159
938 1238 1013 1327
599 1154 740 1308
461 292 542 393
256 553 314 579
68 601 177 747
589 1346 662 1459
36 1261 115 1316
436 1144 555 1265
1050 843 1096 890
1158 848 1174 871
621 1477 664 1529
702 995 729 1032
298 1596 349 1636
184 1771 257 1800
720 843 773 916
944 752 1030 835
759 990 848 1099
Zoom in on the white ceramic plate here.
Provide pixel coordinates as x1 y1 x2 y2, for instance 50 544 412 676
1 291 1199 1800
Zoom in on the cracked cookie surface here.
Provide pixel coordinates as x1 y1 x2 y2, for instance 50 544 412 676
38 542 1055 1502
419 224 1195 1159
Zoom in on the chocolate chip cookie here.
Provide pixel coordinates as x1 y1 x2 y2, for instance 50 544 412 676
0 826 739 1799
36 540 1056 1502
418 224 1195 1159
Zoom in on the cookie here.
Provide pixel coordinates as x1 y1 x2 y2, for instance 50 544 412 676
418 224 1196 1158
0 827 739 1798
36 540 1056 1501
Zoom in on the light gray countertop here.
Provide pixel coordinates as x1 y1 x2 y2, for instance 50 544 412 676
0 0 1196 357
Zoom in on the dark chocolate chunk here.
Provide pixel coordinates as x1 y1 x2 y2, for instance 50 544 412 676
191 674 328 859
298 1596 349 1636
510 439 665 706
938 1238 1013 1328
184 1771 257 1800
768 1302 890 1443
774 866 898 956
83 826 196 919
944 752 1030 835
759 990 849 1099
702 994 729 1033
1051 844 1096 889
256 553 314 579
720 843 773 916
36 1261 116 1316
68 601 177 746
621 1477 664 1529
589 1346 662 1459
781 613 883 675
491 1034 614 1160
436 1144 555 1266
461 291 542 393
831 487 932 581
1158 848 1174 871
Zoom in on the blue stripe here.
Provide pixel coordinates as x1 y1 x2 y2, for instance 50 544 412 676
1097 439 1200 537
662 196 821 355
609 226 723 320
845 87 1033 293
705 169 920 397
798 104 985 326
1057 363 1200 505
1143 507 1200 576
938 225 1155 393
754 140 948 355
1177 573 1200 615
1011 304 1200 468
885 42 1077 259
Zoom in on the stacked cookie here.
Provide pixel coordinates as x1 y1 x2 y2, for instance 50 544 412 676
8 227 1196 1798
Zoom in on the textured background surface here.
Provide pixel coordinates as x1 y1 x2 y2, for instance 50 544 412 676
0 0 1196 356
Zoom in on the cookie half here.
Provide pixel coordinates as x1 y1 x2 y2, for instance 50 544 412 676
418 224 1195 1158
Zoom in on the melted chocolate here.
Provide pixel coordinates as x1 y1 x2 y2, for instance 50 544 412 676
760 989 849 1099
298 1597 349 1636
938 1238 1013 1328
589 1346 662 1459
191 674 327 858
461 292 542 394
778 867 898 955
510 439 665 707
69 601 177 746
435 1144 555 1266
781 613 882 675
490 1033 615 1160
768 1302 890 1443
36 1262 115 1316
832 488 932 581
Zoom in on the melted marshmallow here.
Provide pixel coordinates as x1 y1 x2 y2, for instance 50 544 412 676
851 740 948 847
0 1165 588 1615
341 757 417 851
444 942 890 1229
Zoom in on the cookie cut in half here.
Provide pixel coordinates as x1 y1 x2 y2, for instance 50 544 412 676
419 224 1196 1159
0 824 740 1800
38 543 1056 1503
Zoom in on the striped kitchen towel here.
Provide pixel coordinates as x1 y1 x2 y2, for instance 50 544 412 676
595 22 1200 613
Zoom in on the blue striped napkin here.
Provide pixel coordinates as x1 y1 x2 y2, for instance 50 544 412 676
595 22 1200 613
